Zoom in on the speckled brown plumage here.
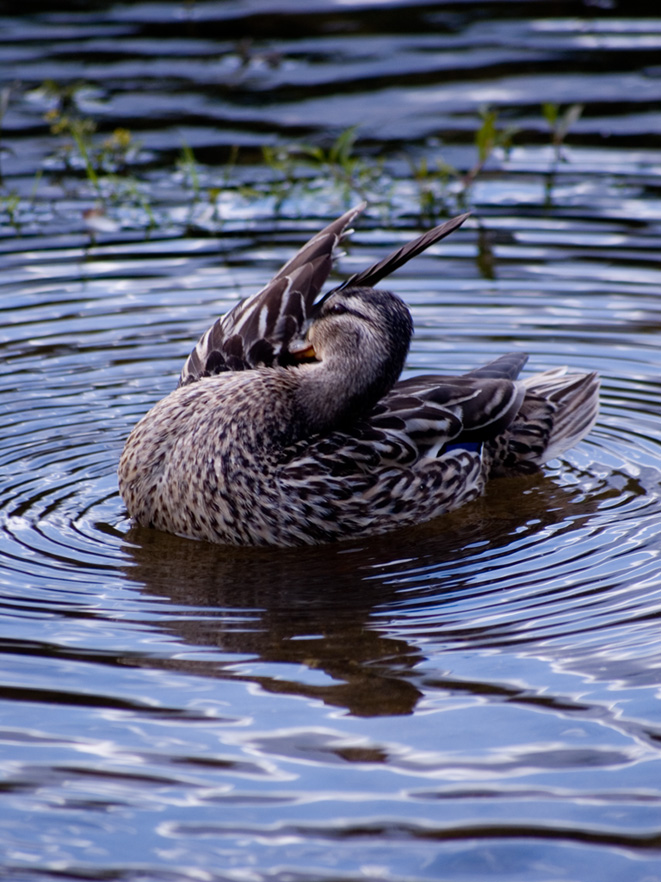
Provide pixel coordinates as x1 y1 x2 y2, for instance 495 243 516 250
118 206 599 547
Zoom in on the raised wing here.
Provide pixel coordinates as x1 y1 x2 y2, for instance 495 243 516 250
178 203 366 386
329 211 471 295
178 206 472 388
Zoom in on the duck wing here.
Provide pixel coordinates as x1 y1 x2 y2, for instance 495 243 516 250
178 203 365 386
179 208 472 387
363 353 529 462
282 354 528 474
326 211 471 296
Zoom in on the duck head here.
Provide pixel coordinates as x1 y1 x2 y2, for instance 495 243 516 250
291 286 413 434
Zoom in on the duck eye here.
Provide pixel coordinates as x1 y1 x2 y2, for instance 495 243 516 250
326 302 348 316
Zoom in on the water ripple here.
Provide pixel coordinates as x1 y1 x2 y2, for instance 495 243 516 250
3 5 661 881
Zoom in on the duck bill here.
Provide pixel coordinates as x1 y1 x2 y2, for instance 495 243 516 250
289 340 317 361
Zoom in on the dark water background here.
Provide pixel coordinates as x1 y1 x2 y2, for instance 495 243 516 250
2 2 661 880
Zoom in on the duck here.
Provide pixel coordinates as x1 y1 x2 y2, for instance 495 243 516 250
118 203 599 547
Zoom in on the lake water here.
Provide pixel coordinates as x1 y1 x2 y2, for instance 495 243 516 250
2 2 661 881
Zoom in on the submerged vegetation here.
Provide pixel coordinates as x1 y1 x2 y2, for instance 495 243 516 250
0 79 584 237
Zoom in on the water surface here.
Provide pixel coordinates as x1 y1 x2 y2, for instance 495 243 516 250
2 3 661 881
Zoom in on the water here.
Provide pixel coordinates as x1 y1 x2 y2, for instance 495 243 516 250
2 2 661 880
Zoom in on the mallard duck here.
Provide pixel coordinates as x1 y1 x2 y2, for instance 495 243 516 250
118 204 599 547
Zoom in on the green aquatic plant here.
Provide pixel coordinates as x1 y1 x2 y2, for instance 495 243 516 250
177 141 201 199
543 102 584 163
263 126 390 209
541 102 583 205
46 111 139 186
42 80 99 187
408 153 456 221
300 126 381 198
42 81 142 194
37 81 160 232
0 188 20 231
176 142 258 228
0 84 20 224
98 127 137 174
408 108 518 218
46 110 99 187
261 142 303 210
460 106 518 203
19 79 585 238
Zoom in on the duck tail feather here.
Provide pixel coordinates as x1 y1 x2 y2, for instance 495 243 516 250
489 368 600 476
524 368 600 463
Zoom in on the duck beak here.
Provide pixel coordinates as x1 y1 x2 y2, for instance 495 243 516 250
289 339 317 361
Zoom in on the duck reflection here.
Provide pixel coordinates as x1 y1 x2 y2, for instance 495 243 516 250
121 522 428 716
120 471 606 717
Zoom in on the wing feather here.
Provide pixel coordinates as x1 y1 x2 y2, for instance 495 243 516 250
178 204 366 386
329 212 471 295
178 207 472 387
369 354 528 458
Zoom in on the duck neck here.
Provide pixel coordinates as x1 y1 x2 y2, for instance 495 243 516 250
293 356 388 437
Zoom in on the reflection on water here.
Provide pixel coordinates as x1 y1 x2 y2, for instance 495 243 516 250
124 531 426 718
3 2 661 881
118 474 602 720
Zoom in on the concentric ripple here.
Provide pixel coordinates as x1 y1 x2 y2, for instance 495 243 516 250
3 3 661 880
3 221 661 655
3 215 661 882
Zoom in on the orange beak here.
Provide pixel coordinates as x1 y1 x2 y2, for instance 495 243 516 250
289 340 317 361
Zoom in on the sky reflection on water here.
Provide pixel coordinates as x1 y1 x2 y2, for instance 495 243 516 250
2 2 661 881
